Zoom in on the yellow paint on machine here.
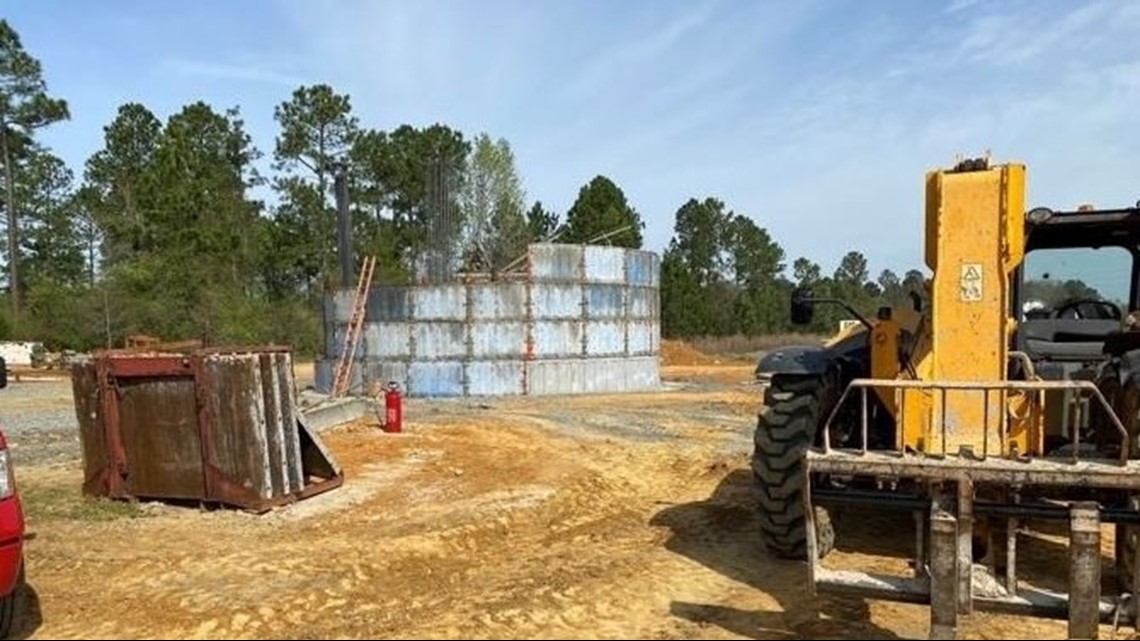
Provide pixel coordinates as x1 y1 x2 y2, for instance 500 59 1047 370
869 317 900 415
896 162 1038 456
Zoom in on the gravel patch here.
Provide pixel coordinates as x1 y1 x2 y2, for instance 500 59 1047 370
0 379 81 466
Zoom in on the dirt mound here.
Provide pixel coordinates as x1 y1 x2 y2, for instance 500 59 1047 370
660 340 717 366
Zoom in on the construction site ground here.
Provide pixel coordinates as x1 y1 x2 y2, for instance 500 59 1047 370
0 350 1133 639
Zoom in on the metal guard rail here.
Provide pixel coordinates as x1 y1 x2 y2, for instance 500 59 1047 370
819 376 1130 462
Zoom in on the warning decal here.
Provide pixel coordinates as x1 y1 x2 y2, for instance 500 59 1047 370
960 263 983 302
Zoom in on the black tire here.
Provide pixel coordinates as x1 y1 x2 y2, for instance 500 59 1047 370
1117 522 1137 594
752 374 837 560
1096 370 1140 594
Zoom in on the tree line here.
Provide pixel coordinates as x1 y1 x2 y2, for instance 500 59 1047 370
0 20 651 354
0 18 984 355
659 195 929 338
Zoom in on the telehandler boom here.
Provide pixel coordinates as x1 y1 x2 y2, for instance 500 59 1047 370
754 157 1140 639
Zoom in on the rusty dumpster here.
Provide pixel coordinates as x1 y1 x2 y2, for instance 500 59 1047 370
70 346 343 512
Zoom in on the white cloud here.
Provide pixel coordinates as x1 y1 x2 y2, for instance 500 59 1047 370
559 1 719 102
945 0 988 14
273 0 1140 278
162 58 306 88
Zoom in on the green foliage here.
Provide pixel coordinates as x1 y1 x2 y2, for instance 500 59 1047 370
0 18 947 356
0 19 70 316
525 201 559 242
1022 278 1102 307
21 480 145 522
350 123 470 282
562 175 644 248
731 216 790 335
793 257 822 285
662 197 802 338
672 197 733 285
0 21 69 130
20 279 105 350
660 248 704 337
17 147 86 286
72 99 270 347
461 133 528 275
659 196 931 339
273 84 359 195
877 269 903 305
269 85 359 294
83 102 162 266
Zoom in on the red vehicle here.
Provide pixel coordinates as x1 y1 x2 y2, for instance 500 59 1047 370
0 358 25 638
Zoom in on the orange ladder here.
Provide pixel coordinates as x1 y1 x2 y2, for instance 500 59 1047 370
331 255 376 398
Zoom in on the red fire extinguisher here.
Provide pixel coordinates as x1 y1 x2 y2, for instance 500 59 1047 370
384 381 403 433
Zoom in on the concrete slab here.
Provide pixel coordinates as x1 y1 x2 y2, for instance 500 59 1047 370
300 396 378 433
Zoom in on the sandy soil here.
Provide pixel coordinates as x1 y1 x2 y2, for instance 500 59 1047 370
1 362 1135 640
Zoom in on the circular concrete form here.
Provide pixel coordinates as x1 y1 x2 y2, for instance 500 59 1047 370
315 243 661 397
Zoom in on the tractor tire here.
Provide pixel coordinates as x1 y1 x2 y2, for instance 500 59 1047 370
1101 371 1140 594
752 374 837 560
1117 522 1137 594
1117 494 1140 594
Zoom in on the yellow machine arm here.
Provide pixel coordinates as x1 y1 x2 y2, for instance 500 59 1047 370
872 161 1042 458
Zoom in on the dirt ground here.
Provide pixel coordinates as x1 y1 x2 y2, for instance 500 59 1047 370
1 360 1135 639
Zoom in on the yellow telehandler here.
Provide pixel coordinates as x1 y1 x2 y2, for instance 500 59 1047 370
754 157 1140 639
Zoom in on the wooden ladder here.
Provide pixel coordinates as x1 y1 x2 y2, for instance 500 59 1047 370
331 255 376 398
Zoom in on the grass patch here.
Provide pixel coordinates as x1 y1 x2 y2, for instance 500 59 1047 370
20 482 146 523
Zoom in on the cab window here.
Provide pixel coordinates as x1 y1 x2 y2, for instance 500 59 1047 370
1020 246 1133 319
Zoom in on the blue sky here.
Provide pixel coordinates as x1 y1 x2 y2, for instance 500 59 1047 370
7 0 1140 279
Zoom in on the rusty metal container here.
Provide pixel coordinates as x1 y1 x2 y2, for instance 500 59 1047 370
70 346 342 512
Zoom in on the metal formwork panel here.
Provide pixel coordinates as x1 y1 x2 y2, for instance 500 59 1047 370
330 289 356 323
581 360 602 393
71 361 105 489
366 286 411 322
624 356 660 389
533 320 583 357
585 284 626 319
627 287 654 319
71 348 342 512
119 376 205 498
317 357 385 395
591 357 660 392
362 360 409 389
314 359 334 392
470 321 526 358
625 251 656 286
325 325 343 359
318 243 662 398
628 321 653 355
471 283 527 320
645 288 661 319
207 354 282 500
322 296 338 334
408 361 464 397
530 244 583 281
585 320 625 356
583 246 626 284
525 360 584 395
467 360 524 396
363 322 411 359
412 284 467 321
532 283 582 319
414 322 467 359
587 358 627 393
